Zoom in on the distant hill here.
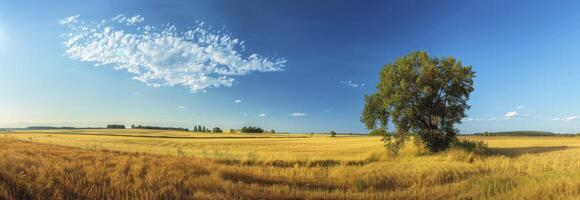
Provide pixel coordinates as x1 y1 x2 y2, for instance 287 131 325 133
472 131 556 136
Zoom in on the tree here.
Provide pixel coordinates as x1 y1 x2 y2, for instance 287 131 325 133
368 129 388 136
330 131 336 137
212 127 222 133
107 124 125 129
361 51 475 153
241 126 264 133
270 129 276 133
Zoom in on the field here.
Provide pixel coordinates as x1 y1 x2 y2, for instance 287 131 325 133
1 129 580 199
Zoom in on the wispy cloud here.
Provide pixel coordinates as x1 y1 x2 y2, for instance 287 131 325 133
178 106 186 109
258 113 267 117
234 99 242 103
516 105 524 109
112 14 144 25
463 117 497 122
60 15 286 93
289 112 307 117
340 80 365 88
552 116 579 122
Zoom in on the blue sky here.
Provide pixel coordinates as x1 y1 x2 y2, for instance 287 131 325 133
1 0 580 133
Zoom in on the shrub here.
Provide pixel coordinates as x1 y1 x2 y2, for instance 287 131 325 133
330 131 337 137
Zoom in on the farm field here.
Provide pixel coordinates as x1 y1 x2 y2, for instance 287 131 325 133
2 129 580 199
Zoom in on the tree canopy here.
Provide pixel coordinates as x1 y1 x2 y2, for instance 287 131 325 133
361 51 475 153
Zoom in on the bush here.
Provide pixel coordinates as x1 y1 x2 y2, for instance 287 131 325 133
330 131 336 137
212 127 223 133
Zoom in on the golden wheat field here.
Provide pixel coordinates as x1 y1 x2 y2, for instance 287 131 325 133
1 129 580 200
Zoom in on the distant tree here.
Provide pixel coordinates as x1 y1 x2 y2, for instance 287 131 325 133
132 125 188 131
361 51 475 153
230 129 236 133
107 124 126 129
131 124 135 129
241 126 264 133
270 129 276 133
212 127 222 133
330 131 336 137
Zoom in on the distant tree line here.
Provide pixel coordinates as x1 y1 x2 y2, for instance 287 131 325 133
107 124 126 129
26 126 101 130
193 125 210 132
192 125 223 133
131 125 189 131
241 126 264 133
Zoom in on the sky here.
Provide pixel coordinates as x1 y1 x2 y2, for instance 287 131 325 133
1 0 580 133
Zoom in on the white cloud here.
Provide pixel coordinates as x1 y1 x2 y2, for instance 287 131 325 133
504 111 519 119
463 117 497 122
289 112 307 117
552 116 579 122
60 15 286 93
178 106 186 109
59 15 79 25
234 99 242 103
258 113 267 117
112 15 144 25
516 105 524 109
341 80 365 88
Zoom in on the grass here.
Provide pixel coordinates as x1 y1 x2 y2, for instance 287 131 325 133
1 129 580 199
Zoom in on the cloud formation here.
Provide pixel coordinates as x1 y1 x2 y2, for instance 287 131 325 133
463 117 497 122
341 80 365 88
552 116 579 122
60 15 286 93
504 111 519 119
289 112 307 117
234 99 242 103
258 113 267 117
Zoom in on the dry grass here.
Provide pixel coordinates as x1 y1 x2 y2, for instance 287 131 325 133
1 130 580 199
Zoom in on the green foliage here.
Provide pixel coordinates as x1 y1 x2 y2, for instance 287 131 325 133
270 129 276 133
361 51 475 153
212 127 223 133
330 131 336 137
107 124 126 129
368 129 388 136
477 131 554 137
134 125 189 131
241 126 264 133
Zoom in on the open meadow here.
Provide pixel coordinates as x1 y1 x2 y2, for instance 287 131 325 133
1 129 580 199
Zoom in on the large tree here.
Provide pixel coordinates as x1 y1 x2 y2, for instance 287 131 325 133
361 51 475 153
